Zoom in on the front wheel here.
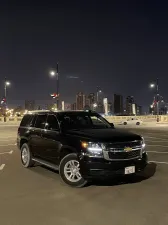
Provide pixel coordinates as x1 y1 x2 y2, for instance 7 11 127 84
21 143 34 168
59 153 87 188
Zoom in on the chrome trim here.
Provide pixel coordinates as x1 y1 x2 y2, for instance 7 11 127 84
106 146 142 152
103 148 142 161
105 140 142 145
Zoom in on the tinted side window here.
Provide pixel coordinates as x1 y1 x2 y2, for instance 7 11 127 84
20 115 33 127
46 115 59 130
30 115 37 127
34 115 47 129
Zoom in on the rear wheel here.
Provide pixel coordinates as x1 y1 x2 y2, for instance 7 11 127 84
136 122 140 125
59 153 87 188
123 122 127 125
21 143 34 168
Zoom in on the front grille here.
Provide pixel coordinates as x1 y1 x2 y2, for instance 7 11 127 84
108 149 141 160
103 141 142 161
106 140 142 150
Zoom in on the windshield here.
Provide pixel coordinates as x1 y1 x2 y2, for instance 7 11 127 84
57 112 111 130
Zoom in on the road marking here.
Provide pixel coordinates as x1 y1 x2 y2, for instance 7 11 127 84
146 140 168 143
0 164 5 170
147 144 168 148
147 151 168 154
0 144 16 147
145 136 168 141
145 133 168 137
0 150 13 155
149 161 168 165
0 135 16 138
0 138 16 141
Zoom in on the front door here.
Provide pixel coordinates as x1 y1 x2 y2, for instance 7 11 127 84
40 114 61 164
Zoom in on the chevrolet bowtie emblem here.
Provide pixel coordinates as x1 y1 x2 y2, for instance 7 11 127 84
124 147 132 151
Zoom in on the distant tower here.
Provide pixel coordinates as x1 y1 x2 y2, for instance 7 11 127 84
113 94 123 115
126 96 134 115
76 92 85 110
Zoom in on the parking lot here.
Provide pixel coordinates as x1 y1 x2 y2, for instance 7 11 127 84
0 125 168 225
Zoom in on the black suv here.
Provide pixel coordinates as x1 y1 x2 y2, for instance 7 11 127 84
17 110 148 187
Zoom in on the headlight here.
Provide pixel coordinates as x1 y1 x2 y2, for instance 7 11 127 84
81 142 105 157
141 137 146 152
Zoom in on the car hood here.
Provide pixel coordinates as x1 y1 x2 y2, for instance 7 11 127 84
66 128 141 142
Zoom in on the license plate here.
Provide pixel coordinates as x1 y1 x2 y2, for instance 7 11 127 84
125 166 135 174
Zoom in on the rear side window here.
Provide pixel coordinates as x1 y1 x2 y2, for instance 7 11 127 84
46 115 59 130
34 115 47 129
20 115 34 127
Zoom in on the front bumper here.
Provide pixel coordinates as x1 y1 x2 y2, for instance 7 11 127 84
80 152 148 180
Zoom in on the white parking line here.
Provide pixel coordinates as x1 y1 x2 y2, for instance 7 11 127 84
0 150 13 155
149 161 168 165
0 164 5 170
147 145 168 148
145 136 168 141
145 133 168 137
0 144 16 147
147 151 168 154
0 135 16 138
146 140 168 143
0 138 16 141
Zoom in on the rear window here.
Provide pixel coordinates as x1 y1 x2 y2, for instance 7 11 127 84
20 115 34 127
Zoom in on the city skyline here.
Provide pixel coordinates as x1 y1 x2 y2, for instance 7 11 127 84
22 91 142 113
0 86 161 113
1 87 167 116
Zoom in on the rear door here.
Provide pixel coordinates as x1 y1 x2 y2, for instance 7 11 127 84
17 114 35 147
40 114 61 164
30 114 47 157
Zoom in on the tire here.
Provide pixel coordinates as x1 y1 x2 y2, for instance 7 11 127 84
59 153 87 188
21 143 34 168
136 122 140 125
123 122 127 125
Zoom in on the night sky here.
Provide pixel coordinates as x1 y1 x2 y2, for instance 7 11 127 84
1 0 168 110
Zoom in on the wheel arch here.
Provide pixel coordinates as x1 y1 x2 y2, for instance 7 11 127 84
20 138 29 150
59 146 77 163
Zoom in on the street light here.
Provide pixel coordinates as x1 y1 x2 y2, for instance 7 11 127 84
5 81 10 86
49 63 59 110
4 80 10 98
149 78 159 122
50 71 56 77
4 78 11 122
150 83 155 88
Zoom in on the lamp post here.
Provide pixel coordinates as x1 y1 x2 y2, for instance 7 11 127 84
49 63 59 110
4 78 11 122
150 78 159 122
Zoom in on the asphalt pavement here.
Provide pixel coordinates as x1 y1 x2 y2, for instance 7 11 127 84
0 125 168 225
